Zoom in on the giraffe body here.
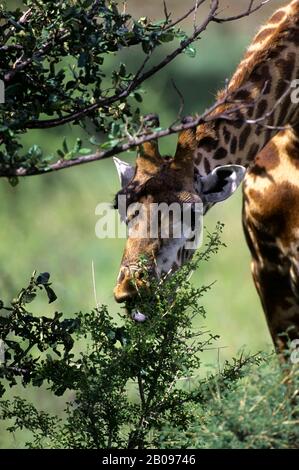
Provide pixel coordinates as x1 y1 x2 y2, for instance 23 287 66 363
195 0 299 176
243 129 299 352
194 0 299 352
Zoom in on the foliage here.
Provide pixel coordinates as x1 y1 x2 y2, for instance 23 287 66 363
1 223 297 449
160 359 299 449
0 271 79 397
0 0 188 180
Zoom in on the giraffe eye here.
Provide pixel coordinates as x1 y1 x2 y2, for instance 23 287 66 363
126 209 140 224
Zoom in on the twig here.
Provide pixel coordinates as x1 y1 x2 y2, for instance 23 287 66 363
0 44 23 52
163 0 171 25
170 79 185 123
164 0 206 31
193 0 201 31
212 0 271 23
2 8 32 44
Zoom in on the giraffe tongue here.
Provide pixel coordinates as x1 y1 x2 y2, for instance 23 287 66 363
131 309 147 322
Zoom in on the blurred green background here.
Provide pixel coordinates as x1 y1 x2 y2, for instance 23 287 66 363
0 0 283 447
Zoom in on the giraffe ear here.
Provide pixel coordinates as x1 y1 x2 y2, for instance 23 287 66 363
113 157 135 188
200 164 246 203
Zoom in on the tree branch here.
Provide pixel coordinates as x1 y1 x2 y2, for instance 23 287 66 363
0 0 270 179
164 0 206 31
212 0 271 23
22 0 267 131
0 86 247 178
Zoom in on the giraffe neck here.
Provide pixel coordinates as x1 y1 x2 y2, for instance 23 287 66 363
195 0 299 175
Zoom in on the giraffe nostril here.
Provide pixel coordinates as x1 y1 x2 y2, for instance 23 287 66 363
117 270 126 283
114 269 138 303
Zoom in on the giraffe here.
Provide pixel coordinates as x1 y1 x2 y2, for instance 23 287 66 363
112 0 299 355
243 127 299 356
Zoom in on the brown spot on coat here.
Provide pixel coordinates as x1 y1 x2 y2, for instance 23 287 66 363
269 10 286 24
204 158 211 173
234 89 251 100
230 136 237 154
247 143 259 162
288 28 299 46
239 126 251 151
275 79 289 100
254 140 280 172
275 52 295 79
256 99 268 119
254 27 276 44
214 147 228 160
276 95 291 126
223 126 230 144
194 151 203 166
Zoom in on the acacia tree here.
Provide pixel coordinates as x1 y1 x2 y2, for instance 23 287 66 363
0 0 267 183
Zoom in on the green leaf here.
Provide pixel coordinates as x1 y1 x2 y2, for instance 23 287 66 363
89 136 101 145
8 177 18 187
110 122 120 138
44 285 57 304
134 92 143 103
22 292 36 304
101 139 120 149
36 272 50 285
62 137 68 154
185 45 196 58
28 144 43 158
74 138 82 153
78 148 91 155
119 64 126 77
160 32 174 43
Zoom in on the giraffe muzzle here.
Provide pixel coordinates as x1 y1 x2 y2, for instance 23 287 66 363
113 266 150 303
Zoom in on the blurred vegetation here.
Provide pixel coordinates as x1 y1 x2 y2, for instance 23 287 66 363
160 358 299 449
0 0 284 447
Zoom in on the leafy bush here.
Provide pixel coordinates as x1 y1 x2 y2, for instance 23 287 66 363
0 223 298 449
0 0 192 180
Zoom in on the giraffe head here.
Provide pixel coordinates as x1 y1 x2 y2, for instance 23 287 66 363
113 117 245 305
